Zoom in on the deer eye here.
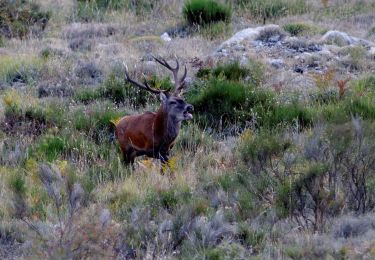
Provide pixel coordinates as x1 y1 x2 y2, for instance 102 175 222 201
169 101 177 105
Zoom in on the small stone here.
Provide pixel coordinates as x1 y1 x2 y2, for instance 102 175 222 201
160 32 171 42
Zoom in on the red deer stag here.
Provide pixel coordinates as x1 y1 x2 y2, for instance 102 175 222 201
115 56 193 170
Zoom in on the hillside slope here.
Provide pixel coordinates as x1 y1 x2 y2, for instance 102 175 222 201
1 0 375 258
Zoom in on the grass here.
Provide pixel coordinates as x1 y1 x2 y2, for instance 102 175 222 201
0 55 43 85
2 0 375 258
183 0 232 25
236 0 308 21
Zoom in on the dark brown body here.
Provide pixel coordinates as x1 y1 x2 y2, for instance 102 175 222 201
116 105 184 165
117 56 193 168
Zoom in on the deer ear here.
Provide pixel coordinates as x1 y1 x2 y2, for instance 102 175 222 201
160 92 167 103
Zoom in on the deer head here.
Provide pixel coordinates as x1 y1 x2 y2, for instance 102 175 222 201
124 56 193 122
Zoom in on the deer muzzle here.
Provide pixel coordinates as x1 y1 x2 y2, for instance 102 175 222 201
184 104 194 120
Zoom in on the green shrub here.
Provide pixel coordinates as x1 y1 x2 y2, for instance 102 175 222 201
34 135 67 162
8 171 27 195
0 0 50 38
196 68 211 79
345 97 375 120
183 0 232 25
199 21 232 40
283 23 312 36
213 62 250 81
204 60 264 86
263 104 314 128
74 88 102 104
71 104 124 144
188 76 275 129
188 79 248 126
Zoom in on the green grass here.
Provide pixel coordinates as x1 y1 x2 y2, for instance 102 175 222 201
283 22 314 36
0 55 43 85
183 0 232 25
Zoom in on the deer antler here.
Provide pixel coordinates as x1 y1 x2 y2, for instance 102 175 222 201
152 56 187 96
123 62 166 95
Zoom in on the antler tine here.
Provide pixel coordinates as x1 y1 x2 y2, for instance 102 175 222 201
175 65 187 96
123 62 163 95
153 55 188 96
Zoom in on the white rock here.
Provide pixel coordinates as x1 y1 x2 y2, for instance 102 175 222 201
321 30 358 46
217 24 280 51
160 32 171 42
321 30 374 47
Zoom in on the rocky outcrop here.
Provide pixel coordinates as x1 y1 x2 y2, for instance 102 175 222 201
212 25 375 91
320 30 374 47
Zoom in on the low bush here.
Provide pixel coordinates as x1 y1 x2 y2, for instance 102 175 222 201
74 88 103 104
183 0 232 25
189 75 313 130
283 23 312 36
263 103 314 128
213 62 250 81
201 60 264 86
199 21 232 40
188 79 250 127
33 135 67 162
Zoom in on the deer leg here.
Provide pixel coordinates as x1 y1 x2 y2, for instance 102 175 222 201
159 151 170 174
122 149 136 170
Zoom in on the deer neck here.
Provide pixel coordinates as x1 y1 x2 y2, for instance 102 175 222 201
154 105 180 144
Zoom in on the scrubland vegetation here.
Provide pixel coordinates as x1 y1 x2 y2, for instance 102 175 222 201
2 0 375 259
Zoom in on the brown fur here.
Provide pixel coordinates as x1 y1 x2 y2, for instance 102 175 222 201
116 57 193 169
115 104 180 166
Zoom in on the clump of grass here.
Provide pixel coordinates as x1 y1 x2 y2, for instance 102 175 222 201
74 88 103 104
33 135 67 162
199 60 264 85
283 22 313 36
188 79 249 127
72 104 124 142
213 62 250 81
183 0 232 26
263 103 314 129
199 21 232 40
